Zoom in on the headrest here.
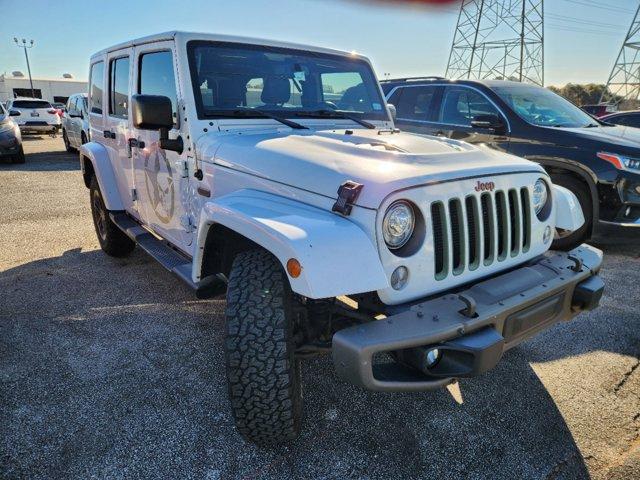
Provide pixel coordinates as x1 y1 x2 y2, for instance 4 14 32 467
261 76 290 105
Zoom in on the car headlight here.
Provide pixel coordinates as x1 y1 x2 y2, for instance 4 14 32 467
383 200 415 249
597 152 640 173
0 119 14 134
532 178 549 216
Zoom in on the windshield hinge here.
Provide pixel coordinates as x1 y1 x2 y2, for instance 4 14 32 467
332 181 363 216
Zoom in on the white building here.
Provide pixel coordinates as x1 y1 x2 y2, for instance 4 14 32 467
0 72 87 104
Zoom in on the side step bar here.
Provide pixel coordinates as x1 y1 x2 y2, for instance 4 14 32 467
109 212 226 299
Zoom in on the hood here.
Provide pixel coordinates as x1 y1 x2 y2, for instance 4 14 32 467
198 128 544 209
557 124 640 150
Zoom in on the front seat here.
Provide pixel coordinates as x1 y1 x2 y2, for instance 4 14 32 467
261 76 291 108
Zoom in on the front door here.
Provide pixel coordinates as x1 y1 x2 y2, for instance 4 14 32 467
130 42 194 253
433 86 511 152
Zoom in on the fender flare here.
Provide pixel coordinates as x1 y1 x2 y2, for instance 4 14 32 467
552 184 585 232
79 141 124 211
193 189 389 299
532 158 599 225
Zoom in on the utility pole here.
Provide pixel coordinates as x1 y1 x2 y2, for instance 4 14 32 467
446 0 544 86
13 38 35 98
600 4 640 108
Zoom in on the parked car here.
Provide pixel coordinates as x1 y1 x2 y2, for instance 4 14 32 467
5 97 61 135
52 102 66 117
62 93 89 152
600 110 640 128
0 102 24 163
80 32 602 445
382 77 640 245
581 104 616 118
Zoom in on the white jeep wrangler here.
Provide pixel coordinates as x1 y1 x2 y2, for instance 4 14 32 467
80 31 604 445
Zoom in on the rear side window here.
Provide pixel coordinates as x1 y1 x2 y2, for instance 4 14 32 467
395 86 436 121
109 56 130 118
611 114 640 127
12 100 52 109
89 61 105 114
138 51 177 122
439 87 498 126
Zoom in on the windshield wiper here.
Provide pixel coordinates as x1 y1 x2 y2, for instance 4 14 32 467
205 107 308 130
294 109 376 129
584 123 600 128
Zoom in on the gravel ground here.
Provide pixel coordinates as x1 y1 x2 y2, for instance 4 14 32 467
1 136 638 480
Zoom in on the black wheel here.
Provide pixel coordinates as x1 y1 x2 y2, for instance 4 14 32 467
225 249 302 445
89 176 135 257
11 145 25 164
62 129 75 153
551 174 593 251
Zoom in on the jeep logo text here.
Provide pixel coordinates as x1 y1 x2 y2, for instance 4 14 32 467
474 180 495 192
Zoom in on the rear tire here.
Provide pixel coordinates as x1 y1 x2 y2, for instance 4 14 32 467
63 129 75 153
89 176 135 257
551 174 593 251
225 249 302 445
11 145 25 164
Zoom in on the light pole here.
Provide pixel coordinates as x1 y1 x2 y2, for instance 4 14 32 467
13 38 35 98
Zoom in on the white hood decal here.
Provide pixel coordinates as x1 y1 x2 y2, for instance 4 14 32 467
198 129 544 209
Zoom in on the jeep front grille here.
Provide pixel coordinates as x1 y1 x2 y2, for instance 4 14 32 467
431 187 531 280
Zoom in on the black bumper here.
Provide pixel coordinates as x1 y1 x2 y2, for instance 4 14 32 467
0 131 21 157
332 244 604 392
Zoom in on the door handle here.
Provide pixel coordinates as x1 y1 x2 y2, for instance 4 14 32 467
128 138 145 149
103 130 116 139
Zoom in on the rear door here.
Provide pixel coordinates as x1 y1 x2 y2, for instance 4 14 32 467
130 42 194 251
433 85 511 152
388 85 442 136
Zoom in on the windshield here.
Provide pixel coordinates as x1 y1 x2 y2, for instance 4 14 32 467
13 100 52 109
187 41 388 121
492 84 598 128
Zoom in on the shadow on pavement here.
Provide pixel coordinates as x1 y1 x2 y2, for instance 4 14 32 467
0 144 79 172
0 247 608 479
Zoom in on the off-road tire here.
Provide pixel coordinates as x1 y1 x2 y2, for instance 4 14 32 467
89 176 135 257
551 174 593 251
225 249 302 445
62 129 75 153
12 145 25 164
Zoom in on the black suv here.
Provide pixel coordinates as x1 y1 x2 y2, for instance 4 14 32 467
381 77 640 247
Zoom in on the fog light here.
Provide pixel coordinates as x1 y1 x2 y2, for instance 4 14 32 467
543 225 552 244
426 348 441 368
390 266 409 290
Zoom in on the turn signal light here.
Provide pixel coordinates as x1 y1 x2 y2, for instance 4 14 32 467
286 258 302 278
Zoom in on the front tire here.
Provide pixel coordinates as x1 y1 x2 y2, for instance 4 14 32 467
63 129 75 153
12 145 25 164
89 176 135 257
551 174 593 251
225 249 302 445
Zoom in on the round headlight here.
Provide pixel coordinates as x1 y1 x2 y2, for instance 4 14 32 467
532 179 549 215
383 201 415 250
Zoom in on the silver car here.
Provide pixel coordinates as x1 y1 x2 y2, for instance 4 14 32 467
62 93 89 152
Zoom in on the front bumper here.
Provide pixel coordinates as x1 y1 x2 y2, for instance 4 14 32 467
0 131 21 157
332 244 604 392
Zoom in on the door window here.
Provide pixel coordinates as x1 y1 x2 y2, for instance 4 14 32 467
439 87 499 126
138 50 177 123
395 86 436 121
109 56 130 118
89 61 105 114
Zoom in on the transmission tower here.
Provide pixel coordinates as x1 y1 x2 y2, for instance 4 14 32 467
600 3 640 108
446 0 544 86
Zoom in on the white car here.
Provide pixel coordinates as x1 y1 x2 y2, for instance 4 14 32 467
62 93 89 152
5 97 61 135
79 31 604 445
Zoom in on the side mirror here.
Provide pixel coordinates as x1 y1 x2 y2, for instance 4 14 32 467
68 110 81 118
470 114 505 132
387 103 397 121
9 110 20 116
131 94 182 153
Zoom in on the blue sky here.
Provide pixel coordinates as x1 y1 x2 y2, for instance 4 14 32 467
0 0 637 86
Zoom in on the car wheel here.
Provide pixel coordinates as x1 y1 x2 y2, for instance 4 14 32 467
12 145 26 164
551 175 592 251
81 132 87 145
89 176 135 257
225 249 303 445
62 129 75 153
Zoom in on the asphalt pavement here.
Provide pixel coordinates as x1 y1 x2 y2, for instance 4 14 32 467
1 136 638 479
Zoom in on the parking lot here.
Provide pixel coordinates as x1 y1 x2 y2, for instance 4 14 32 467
0 136 638 479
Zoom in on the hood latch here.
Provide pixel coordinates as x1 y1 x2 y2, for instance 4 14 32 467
332 181 363 216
